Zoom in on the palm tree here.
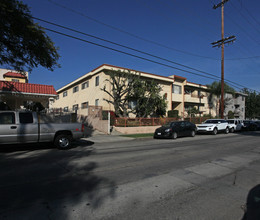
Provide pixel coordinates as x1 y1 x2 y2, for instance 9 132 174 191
207 81 236 117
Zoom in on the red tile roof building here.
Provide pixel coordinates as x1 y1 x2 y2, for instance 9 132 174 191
0 81 57 95
3 72 27 79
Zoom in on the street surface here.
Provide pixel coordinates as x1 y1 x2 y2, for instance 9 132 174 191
0 131 259 220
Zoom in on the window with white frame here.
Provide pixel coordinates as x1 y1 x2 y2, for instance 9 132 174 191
81 102 89 109
73 86 79 93
173 85 182 94
95 99 99 106
63 91 67 97
82 81 89 90
95 76 99 86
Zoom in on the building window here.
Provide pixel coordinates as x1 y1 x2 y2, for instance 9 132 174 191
82 81 89 90
56 95 59 100
95 76 99 86
128 100 137 110
63 91 67 97
64 107 68 112
242 96 245 101
81 102 89 109
73 104 78 111
73 86 79 93
173 85 182 94
95 99 99 106
19 112 33 124
12 79 19 82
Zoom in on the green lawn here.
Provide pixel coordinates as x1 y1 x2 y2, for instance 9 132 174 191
120 133 154 138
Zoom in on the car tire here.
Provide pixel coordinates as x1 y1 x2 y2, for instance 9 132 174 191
212 128 217 135
172 132 177 139
230 127 235 133
54 134 72 149
191 130 196 137
225 127 229 134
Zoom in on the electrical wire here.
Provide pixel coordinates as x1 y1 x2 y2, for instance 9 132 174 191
32 16 249 90
43 26 259 92
47 0 220 61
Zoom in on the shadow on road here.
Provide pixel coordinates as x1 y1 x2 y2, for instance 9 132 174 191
0 139 116 218
241 184 260 220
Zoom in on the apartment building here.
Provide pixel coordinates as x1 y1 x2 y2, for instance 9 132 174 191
224 92 247 119
53 64 221 118
53 64 174 116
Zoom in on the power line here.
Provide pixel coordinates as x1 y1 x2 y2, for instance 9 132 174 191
47 0 219 61
33 16 248 90
43 26 258 92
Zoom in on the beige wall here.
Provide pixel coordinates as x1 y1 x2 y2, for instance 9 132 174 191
52 65 220 119
53 67 173 116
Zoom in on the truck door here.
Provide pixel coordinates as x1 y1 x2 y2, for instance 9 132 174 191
0 112 17 144
17 112 38 143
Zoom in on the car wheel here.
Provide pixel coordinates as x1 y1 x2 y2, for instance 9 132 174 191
225 127 229 134
54 134 72 149
191 130 196 137
212 128 217 135
172 132 177 139
230 127 235 133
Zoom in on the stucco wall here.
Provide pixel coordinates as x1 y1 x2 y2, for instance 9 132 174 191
114 126 160 134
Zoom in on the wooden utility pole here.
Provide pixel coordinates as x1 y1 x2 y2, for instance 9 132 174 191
211 0 236 119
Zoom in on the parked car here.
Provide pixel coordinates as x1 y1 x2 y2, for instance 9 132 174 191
242 120 258 131
226 119 244 132
197 119 229 135
154 121 197 139
253 121 260 130
0 111 84 149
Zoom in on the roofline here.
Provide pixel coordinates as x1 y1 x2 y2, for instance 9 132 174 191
0 91 57 97
186 81 208 88
57 64 175 92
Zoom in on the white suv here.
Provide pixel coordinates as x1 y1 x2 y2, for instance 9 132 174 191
197 119 229 135
226 119 244 132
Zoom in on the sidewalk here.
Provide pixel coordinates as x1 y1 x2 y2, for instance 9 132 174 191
82 129 135 143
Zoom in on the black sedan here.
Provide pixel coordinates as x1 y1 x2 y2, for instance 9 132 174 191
154 121 197 139
242 120 258 131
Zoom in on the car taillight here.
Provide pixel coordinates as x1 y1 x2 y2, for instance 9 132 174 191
81 124 85 132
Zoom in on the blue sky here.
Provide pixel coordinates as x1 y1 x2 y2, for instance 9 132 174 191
13 0 260 92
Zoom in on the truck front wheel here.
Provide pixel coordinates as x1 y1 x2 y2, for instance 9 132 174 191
54 134 72 149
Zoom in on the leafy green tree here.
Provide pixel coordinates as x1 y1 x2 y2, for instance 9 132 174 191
101 70 138 117
207 81 236 116
0 0 59 72
128 79 167 118
241 88 260 119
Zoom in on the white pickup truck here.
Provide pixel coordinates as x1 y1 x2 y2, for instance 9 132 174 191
196 119 230 135
0 111 84 149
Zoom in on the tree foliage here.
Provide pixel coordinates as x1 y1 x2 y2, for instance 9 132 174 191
207 81 236 116
101 70 167 118
128 79 167 118
101 70 138 117
0 0 60 72
241 88 260 119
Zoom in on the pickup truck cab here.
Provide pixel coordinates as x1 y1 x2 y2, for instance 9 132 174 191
197 119 229 135
0 111 84 149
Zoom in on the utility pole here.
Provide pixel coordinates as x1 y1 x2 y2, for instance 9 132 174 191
211 0 236 119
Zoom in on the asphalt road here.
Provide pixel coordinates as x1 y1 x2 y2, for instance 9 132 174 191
0 131 259 220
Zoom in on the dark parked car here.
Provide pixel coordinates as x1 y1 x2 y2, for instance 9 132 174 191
154 121 197 139
242 120 258 131
253 121 260 130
